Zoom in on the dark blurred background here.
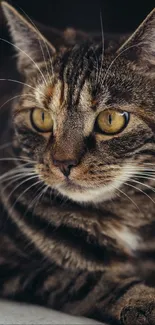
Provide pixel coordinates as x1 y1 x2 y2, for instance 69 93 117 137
4 0 155 33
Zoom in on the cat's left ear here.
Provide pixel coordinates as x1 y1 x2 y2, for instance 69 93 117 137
1 2 56 74
117 8 155 72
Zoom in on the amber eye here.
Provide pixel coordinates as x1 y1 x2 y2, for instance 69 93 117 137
95 110 129 135
31 108 53 132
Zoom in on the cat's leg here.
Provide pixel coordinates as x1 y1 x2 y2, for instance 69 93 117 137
2 262 155 325
96 280 155 325
117 284 155 325
115 283 155 325
61 269 155 325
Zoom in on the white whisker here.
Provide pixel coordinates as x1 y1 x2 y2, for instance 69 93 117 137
0 157 34 163
129 178 155 195
101 42 143 86
90 46 100 85
124 172 155 179
133 175 155 181
0 38 48 86
0 164 34 181
98 11 105 85
19 8 53 83
6 174 38 203
123 180 155 204
22 182 45 217
111 183 141 212
0 78 45 97
1 172 36 194
1 170 35 183
10 179 42 213
31 183 45 209
0 93 37 110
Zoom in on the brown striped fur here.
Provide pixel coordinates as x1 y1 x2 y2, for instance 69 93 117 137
0 2 155 324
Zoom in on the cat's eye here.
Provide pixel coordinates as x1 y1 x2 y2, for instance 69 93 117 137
95 110 129 135
31 108 53 132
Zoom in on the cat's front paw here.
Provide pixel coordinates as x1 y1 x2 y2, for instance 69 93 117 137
120 300 155 325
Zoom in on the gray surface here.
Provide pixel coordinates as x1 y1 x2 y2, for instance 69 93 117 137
0 300 105 324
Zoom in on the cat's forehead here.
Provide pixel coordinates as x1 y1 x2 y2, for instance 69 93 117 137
35 78 109 116
25 43 155 116
32 45 122 111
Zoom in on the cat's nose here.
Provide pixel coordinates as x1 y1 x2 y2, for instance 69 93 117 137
53 159 78 177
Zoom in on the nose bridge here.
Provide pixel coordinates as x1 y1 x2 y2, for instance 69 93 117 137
52 121 84 162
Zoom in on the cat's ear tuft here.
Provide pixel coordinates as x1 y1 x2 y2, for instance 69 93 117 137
117 8 155 72
1 1 56 74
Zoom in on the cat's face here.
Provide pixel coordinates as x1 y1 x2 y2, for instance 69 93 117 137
2 2 155 203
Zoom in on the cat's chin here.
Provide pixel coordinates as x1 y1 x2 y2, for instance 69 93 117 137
55 183 117 204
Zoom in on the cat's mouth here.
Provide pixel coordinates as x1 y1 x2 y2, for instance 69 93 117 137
58 178 89 192
51 165 135 203
37 163 133 203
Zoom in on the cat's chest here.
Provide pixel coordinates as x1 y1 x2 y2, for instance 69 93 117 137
0 182 154 272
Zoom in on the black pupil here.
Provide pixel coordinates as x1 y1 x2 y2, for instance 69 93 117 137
42 112 45 122
108 114 112 125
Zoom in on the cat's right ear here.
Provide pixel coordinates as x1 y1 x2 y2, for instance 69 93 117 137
117 8 155 73
1 2 56 74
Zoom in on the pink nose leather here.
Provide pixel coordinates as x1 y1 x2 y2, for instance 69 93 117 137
53 159 78 177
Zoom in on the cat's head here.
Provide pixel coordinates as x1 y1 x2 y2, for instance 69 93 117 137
2 2 155 203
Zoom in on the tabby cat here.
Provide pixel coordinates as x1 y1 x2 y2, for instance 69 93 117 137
0 2 155 324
